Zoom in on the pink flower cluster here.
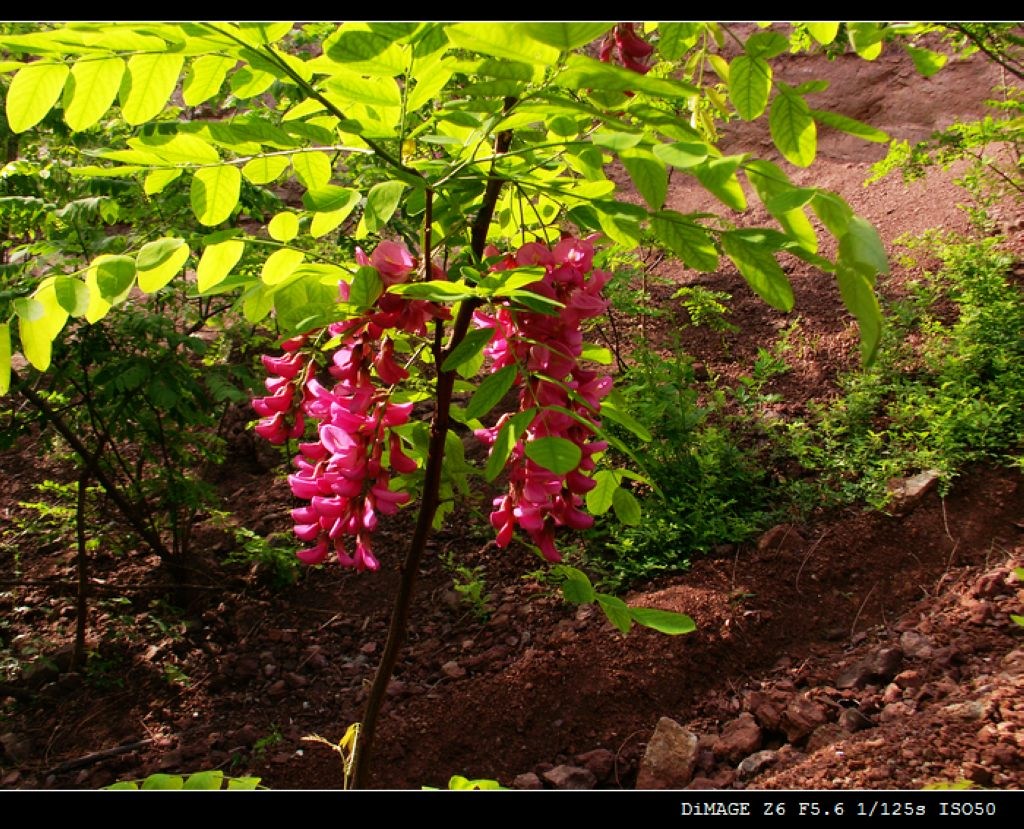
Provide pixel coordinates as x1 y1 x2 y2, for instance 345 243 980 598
599 23 654 75
473 236 613 562
252 241 448 571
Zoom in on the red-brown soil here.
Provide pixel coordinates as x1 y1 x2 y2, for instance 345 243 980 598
1 39 1022 791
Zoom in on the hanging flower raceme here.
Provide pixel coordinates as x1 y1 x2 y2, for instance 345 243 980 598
599 23 654 75
473 235 613 562
252 241 447 572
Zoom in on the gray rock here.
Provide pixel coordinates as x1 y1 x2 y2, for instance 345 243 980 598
0 732 32 764
736 749 777 779
838 707 873 732
512 772 543 790
837 647 904 689
745 690 785 732
441 660 465 679
757 524 804 552
868 647 904 681
900 630 935 660
575 748 615 783
542 764 597 790
22 656 60 689
781 697 829 743
886 469 940 514
635 717 700 789
806 723 848 753
713 713 762 762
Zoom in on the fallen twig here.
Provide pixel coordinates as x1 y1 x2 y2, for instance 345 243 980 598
45 738 154 776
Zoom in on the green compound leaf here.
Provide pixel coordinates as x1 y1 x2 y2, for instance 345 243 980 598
6 61 69 132
197 239 245 293
446 23 561 65
191 165 241 226
596 593 633 634
650 211 719 272
729 54 771 120
770 87 817 167
183 54 234 106
140 773 184 790
619 147 667 210
0 323 10 396
183 770 224 790
363 180 407 234
628 607 696 635
242 155 290 185
53 277 89 317
805 22 839 45
64 56 124 132
521 23 612 51
388 281 477 302
349 266 382 309
524 436 581 475
612 486 641 525
465 364 518 420
722 230 794 312
136 237 190 293
560 567 597 604
268 211 300 242
94 255 137 300
905 45 948 78
485 408 535 482
121 53 183 125
586 469 619 515
260 248 304 286
810 109 889 144
442 327 495 373
836 261 882 365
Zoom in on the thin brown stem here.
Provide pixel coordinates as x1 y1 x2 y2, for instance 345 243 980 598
350 99 517 789
72 473 89 671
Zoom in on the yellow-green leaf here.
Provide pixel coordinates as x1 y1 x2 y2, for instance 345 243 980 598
53 276 90 316
291 151 332 190
17 287 67 372
144 168 183 195
446 23 561 65
770 88 817 167
520 23 612 51
268 211 299 242
619 147 667 210
847 22 884 61
729 54 771 121
132 132 220 165
183 54 234 106
905 45 948 78
0 323 10 395
836 260 883 364
137 238 190 293
694 156 747 211
363 180 406 233
309 192 360 237
6 61 69 133
197 239 245 292
93 255 137 301
121 53 184 125
805 22 839 45
229 66 276 99
722 230 794 311
261 248 304 285
64 56 124 132
323 69 401 108
191 165 241 226
242 155 290 185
